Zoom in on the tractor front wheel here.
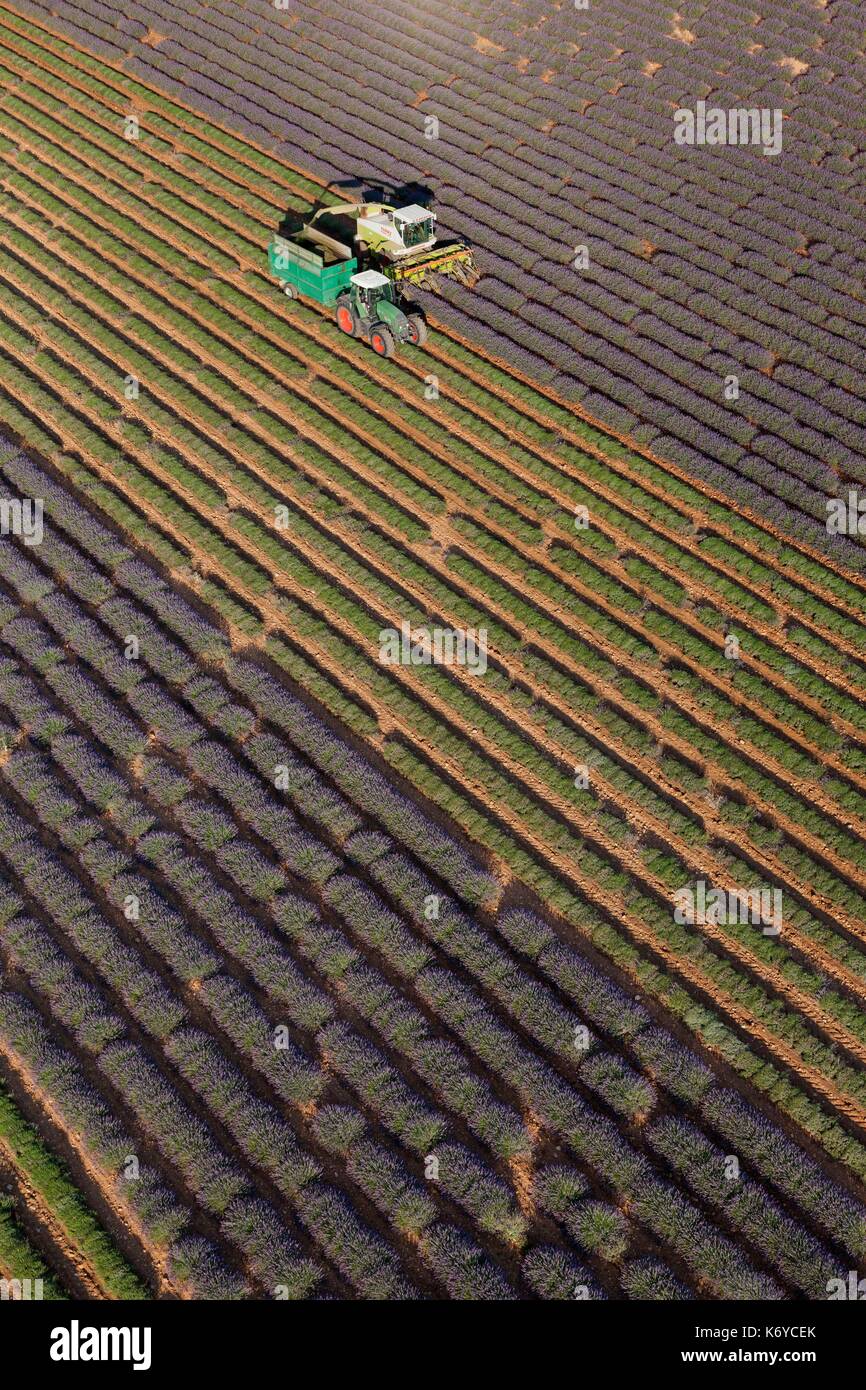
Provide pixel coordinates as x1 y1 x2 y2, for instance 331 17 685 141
369 324 396 358
405 313 428 346
282 282 298 299
335 302 359 337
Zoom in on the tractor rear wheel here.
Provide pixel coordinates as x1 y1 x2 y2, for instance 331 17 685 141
335 301 359 337
369 324 396 358
405 313 428 346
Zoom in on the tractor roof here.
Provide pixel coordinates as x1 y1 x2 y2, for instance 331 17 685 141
395 204 434 224
351 269 392 289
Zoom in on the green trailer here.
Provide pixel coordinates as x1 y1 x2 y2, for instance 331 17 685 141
268 232 356 305
268 230 428 357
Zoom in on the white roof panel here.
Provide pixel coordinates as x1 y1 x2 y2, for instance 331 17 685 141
351 269 392 289
395 204 435 224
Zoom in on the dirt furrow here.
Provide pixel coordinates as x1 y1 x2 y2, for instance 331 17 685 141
0 1132 105 1297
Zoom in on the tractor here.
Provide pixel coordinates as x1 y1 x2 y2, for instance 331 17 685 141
333 269 427 356
268 233 427 356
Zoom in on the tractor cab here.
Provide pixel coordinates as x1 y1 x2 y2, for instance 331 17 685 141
349 269 394 320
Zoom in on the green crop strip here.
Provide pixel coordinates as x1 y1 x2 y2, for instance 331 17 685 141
0 1196 67 1298
0 1085 148 1298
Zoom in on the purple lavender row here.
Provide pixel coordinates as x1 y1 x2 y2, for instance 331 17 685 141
0 447 499 904
500 908 866 1267
0 985 250 1297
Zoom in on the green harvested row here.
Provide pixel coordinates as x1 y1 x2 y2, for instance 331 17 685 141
0 1086 148 1299
0 1195 67 1298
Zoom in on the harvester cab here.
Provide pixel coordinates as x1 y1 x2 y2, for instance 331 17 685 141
334 269 428 357
356 203 437 257
393 205 436 250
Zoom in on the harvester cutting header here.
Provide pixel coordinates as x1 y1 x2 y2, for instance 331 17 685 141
268 197 478 356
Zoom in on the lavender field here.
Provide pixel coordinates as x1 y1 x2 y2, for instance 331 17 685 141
1 427 865 1302
0 0 865 1323
13 0 866 561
